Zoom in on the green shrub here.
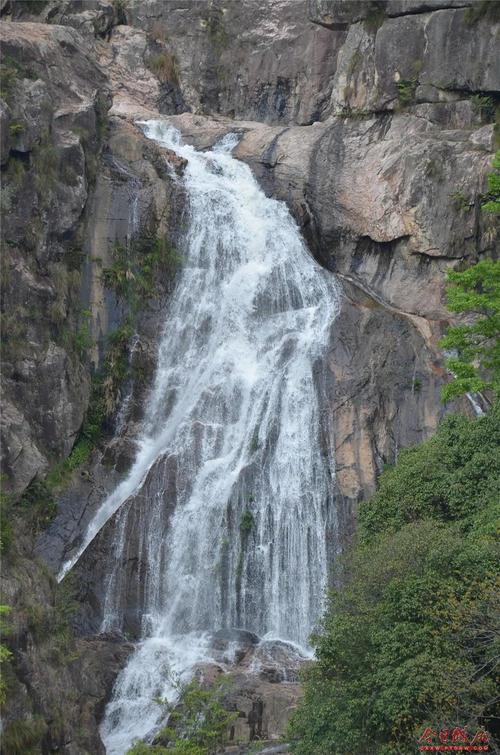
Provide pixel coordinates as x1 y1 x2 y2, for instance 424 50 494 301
62 320 93 360
18 480 58 531
127 677 237 754
396 78 417 107
34 139 60 191
482 150 500 214
102 234 181 310
0 56 36 101
359 402 500 538
95 92 110 144
471 94 496 123
289 516 498 755
148 52 180 85
9 122 24 137
289 406 500 755
240 510 254 536
347 49 363 78
451 191 472 212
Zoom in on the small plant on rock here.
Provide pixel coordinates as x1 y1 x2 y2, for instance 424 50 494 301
240 510 254 536
471 94 496 123
148 52 180 85
482 150 500 214
396 78 417 107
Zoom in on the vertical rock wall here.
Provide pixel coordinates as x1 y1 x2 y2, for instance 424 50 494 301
0 0 498 751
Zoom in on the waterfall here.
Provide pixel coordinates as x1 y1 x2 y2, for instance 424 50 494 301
64 121 341 753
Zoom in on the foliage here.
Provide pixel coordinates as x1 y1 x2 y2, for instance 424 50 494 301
289 407 500 755
102 234 181 312
359 402 500 537
2 233 177 535
148 52 180 85
451 191 472 213
95 91 111 144
4 314 132 535
112 0 128 24
0 605 12 706
240 510 254 535
396 78 417 107
347 49 363 78
0 477 14 552
204 7 229 51
9 122 24 137
18 480 58 532
127 677 237 755
1 715 48 755
338 105 372 120
62 319 93 360
440 259 500 400
464 0 500 25
363 4 386 33
0 55 36 101
33 137 60 192
471 94 496 124
482 150 500 214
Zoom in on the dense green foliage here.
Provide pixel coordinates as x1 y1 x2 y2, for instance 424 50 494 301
440 259 500 401
289 406 500 754
482 150 500 214
127 677 237 755
360 404 500 536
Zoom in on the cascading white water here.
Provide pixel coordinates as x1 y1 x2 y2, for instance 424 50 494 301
61 121 341 753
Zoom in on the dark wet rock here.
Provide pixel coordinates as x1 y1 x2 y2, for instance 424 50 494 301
193 638 306 746
212 628 261 647
1 2 498 752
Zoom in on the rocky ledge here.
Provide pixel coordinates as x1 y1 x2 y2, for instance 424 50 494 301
0 1 498 752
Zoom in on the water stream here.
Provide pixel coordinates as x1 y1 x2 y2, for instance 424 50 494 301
61 122 341 753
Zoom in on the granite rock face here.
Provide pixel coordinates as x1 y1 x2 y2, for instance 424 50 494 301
0 21 109 495
0 18 184 753
1 0 499 751
1 522 134 755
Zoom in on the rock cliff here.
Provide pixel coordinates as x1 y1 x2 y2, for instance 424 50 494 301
1 0 498 752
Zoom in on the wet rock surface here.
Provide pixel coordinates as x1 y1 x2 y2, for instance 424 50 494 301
192 633 305 748
1 0 499 751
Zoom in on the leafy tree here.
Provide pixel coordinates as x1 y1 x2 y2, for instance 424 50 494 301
360 403 500 536
440 259 500 401
127 677 237 755
288 408 500 755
